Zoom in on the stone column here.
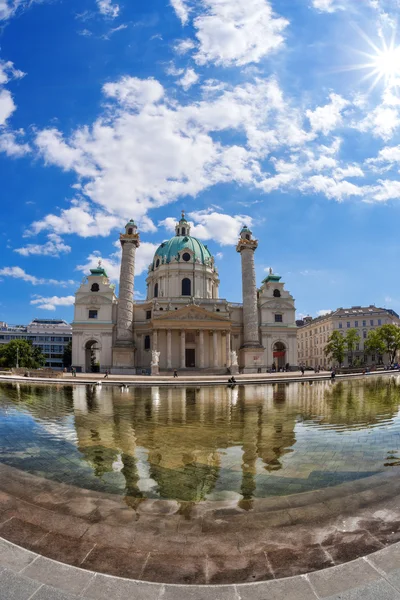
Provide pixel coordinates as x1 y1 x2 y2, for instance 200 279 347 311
153 329 158 351
226 331 231 367
180 330 186 369
167 329 172 369
213 330 218 367
236 239 262 348
116 232 140 344
199 330 205 368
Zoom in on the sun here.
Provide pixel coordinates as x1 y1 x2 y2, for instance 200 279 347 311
341 30 400 93
371 44 400 83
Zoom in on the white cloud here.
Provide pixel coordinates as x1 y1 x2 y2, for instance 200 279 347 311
174 38 196 54
103 76 164 109
357 104 400 141
0 60 25 85
14 234 71 257
178 68 199 90
370 179 400 202
306 93 349 135
76 241 159 282
317 309 332 316
311 0 338 12
30 295 75 311
0 131 30 157
31 203 123 238
0 89 15 126
304 175 365 201
193 0 288 66
160 210 253 245
96 0 119 18
0 266 75 286
334 165 364 180
170 0 189 25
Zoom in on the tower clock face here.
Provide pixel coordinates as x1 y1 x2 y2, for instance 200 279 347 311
182 252 191 262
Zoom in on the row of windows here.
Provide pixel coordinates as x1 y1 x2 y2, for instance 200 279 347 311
339 319 381 328
0 335 70 342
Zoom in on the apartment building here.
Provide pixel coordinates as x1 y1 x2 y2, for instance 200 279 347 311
0 319 72 369
297 306 400 368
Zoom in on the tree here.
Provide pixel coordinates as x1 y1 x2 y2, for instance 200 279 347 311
63 341 72 368
0 339 46 369
345 328 360 366
366 324 400 364
324 330 346 366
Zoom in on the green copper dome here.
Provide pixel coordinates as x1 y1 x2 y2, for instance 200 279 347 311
153 235 212 267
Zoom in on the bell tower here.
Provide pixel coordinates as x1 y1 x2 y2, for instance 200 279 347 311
236 225 263 372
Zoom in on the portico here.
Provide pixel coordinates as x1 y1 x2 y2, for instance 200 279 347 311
150 305 232 370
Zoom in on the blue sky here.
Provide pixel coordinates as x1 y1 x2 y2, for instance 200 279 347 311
1 0 400 323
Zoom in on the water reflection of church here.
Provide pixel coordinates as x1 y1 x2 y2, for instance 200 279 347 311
72 385 300 502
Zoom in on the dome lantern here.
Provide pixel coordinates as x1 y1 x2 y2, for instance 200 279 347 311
175 211 191 237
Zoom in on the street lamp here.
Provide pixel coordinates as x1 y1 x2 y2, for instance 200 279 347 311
16 346 19 369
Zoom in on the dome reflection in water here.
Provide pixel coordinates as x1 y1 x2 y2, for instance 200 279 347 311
1 378 400 505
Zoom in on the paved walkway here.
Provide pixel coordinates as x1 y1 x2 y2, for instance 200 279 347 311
2 536 400 599
1 369 398 387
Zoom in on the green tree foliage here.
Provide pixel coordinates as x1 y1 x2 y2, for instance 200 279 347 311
365 324 400 364
0 339 46 369
324 330 346 366
344 328 360 365
63 341 72 368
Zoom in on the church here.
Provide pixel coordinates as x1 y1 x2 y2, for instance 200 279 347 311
72 213 298 374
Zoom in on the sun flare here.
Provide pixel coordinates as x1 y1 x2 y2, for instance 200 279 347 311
343 30 400 93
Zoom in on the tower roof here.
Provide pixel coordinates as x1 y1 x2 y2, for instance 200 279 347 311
262 268 281 283
90 260 108 278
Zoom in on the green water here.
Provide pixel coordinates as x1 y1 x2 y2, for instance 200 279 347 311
1 378 400 502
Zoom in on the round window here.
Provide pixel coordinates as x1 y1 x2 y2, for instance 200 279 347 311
182 252 191 262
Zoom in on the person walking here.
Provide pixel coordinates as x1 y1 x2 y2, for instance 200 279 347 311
71 367 76 378
300 366 305 376
104 370 109 379
173 369 178 378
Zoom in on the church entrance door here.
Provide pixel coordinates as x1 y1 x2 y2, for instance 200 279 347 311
185 349 195 368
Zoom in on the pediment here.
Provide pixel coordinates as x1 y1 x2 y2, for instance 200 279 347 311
261 300 294 310
76 294 113 305
153 304 229 322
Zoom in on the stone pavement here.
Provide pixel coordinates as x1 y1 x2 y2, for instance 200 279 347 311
2 536 400 599
1 368 398 388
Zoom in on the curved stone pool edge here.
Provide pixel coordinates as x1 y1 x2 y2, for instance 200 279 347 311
2 535 400 600
0 369 399 387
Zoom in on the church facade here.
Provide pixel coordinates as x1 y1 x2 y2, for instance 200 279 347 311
72 214 298 374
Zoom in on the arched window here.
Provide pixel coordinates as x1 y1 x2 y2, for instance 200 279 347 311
154 283 159 298
144 335 150 350
182 278 191 296
128 228 133 234
156 259 160 268
91 283 99 292
246 234 250 240
182 227 186 235
273 289 281 297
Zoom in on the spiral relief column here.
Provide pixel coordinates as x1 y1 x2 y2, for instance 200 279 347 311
236 225 263 373
112 220 140 372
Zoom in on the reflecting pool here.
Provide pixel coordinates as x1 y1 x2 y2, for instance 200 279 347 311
1 377 400 503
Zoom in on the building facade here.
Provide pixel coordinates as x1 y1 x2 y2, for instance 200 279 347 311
297 306 400 368
72 214 298 374
0 319 72 369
